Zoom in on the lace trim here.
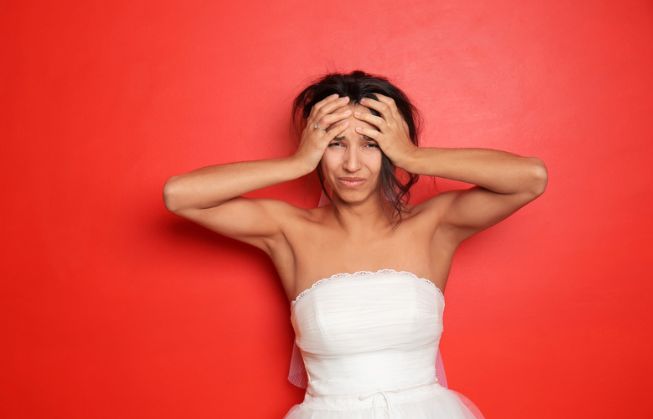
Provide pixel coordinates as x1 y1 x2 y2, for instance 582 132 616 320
290 268 444 306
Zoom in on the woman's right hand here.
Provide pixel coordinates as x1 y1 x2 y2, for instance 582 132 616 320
293 94 352 172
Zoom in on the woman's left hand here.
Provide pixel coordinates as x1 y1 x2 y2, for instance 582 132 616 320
353 93 417 168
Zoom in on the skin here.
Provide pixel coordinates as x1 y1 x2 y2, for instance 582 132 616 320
318 101 394 234
270 98 455 302
164 94 546 304
273 190 452 303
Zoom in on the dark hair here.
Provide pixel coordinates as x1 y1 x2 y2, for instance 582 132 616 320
290 70 423 227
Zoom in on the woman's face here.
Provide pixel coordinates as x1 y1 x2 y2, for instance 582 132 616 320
320 102 383 201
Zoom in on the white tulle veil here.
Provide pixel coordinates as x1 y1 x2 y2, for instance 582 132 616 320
287 189 449 389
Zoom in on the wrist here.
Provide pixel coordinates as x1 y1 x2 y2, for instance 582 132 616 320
396 146 420 172
288 155 315 177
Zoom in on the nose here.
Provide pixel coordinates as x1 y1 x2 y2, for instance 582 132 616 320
343 145 361 171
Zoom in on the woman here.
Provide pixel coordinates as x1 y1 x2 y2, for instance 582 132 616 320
163 70 548 418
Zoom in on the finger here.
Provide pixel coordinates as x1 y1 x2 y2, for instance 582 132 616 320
354 125 380 139
353 111 385 131
360 96 390 121
310 95 349 120
373 93 395 107
315 96 350 122
307 93 339 120
372 94 401 118
316 93 340 107
326 119 350 138
318 108 352 128
377 94 404 123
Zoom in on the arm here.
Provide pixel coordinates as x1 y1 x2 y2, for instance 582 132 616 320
163 94 357 253
399 147 548 244
163 156 312 254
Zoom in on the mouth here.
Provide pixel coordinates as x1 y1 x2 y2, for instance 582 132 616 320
338 177 366 187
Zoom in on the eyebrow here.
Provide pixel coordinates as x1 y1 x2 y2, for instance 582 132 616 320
333 135 376 141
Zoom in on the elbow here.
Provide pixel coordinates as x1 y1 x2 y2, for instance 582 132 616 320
528 157 548 195
163 176 181 213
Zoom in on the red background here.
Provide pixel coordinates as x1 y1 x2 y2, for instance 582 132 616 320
2 1 652 418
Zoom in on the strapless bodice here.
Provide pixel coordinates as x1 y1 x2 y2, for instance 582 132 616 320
290 269 445 397
284 269 485 418
290 269 444 308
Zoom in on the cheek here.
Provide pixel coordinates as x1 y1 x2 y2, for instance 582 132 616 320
321 150 339 167
367 150 383 165
319 154 340 178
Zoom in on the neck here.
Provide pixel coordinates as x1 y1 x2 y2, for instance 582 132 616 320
327 193 397 237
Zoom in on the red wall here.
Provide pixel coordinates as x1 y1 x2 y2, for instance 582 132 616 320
2 1 652 418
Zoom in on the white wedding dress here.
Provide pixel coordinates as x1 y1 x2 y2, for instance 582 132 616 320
283 269 485 418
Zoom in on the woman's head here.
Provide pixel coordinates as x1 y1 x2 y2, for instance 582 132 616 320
291 70 422 225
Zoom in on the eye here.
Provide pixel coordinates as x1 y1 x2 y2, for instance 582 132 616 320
328 141 378 148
